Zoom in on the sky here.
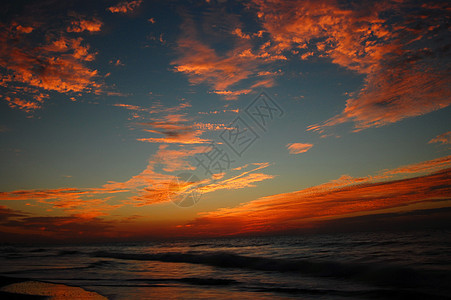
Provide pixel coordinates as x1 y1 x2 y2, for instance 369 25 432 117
0 0 450 243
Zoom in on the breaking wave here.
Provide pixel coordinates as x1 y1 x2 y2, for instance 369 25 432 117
91 250 448 289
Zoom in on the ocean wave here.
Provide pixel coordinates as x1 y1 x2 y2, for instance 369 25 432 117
188 243 210 248
91 250 450 290
28 248 48 253
86 260 122 269
249 286 450 299
130 277 238 286
187 240 272 249
58 250 82 256
0 247 17 253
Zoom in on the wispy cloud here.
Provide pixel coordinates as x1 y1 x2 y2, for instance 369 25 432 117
113 101 192 119
429 132 451 146
110 59 125 66
67 17 102 33
113 103 145 111
383 155 451 176
0 188 125 218
0 20 102 112
193 122 233 131
0 138 212 224
130 162 274 206
199 162 274 194
101 144 203 207
108 0 143 14
198 109 239 115
15 24 34 33
117 101 230 145
210 89 252 100
138 114 211 145
247 0 450 131
4 96 43 113
172 36 253 91
185 156 451 235
287 143 313 154
171 16 285 97
153 145 206 172
232 28 251 40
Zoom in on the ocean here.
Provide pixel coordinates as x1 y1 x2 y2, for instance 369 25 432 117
1 230 450 299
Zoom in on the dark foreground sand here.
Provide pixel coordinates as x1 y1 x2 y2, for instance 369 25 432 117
0 276 107 299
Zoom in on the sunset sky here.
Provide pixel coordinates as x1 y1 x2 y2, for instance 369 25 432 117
0 0 450 242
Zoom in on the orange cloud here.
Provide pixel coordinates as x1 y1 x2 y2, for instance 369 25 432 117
4 96 43 113
232 28 251 40
172 37 252 91
0 187 125 217
113 103 145 111
100 135 215 207
107 105 216 206
200 171 274 194
0 22 101 112
67 18 102 33
250 78 276 89
153 145 206 172
237 48 287 61
300 51 314 60
210 89 252 100
250 0 396 71
138 114 211 144
171 17 286 96
429 132 451 145
257 70 281 76
193 122 233 131
101 143 206 207
249 0 450 131
186 156 451 235
311 66 451 131
384 155 451 176
110 59 125 66
130 176 203 206
0 92 273 217
198 109 240 115
130 162 274 206
147 101 192 114
0 146 197 229
108 0 143 13
15 25 34 33
0 188 89 201
198 162 273 193
287 143 313 154
139 136 206 145
114 101 192 120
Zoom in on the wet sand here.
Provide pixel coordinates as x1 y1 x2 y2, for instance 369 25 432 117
0 276 107 299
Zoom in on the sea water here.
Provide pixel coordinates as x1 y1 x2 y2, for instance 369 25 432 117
1 230 450 299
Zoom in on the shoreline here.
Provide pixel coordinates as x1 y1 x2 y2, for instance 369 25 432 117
0 276 107 299
0 276 47 299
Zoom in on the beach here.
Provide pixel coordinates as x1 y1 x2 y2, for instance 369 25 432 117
0 276 107 299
